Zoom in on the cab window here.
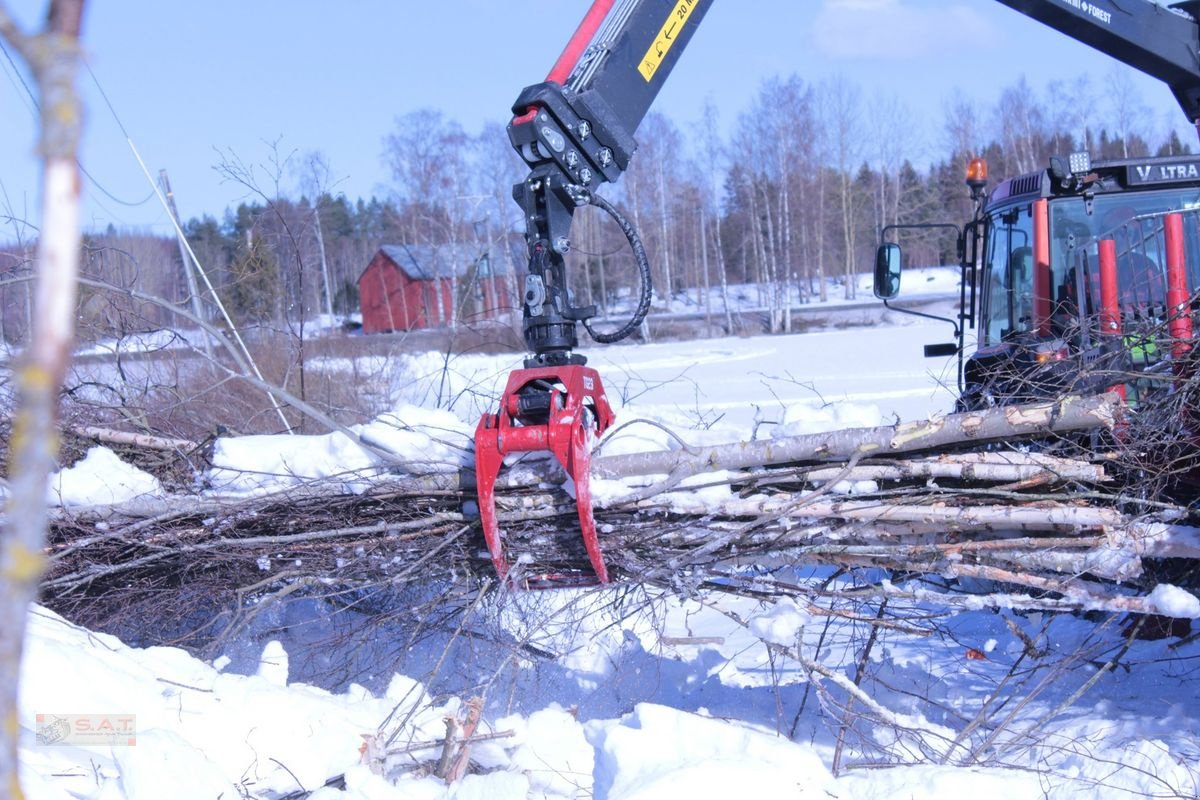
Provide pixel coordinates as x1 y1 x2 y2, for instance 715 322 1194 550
982 204 1034 344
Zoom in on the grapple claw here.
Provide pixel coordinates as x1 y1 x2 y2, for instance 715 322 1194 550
473 365 615 587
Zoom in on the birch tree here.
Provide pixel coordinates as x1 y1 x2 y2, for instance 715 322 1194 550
694 99 734 332
1045 75 1094 155
623 112 684 307
471 122 526 321
383 110 470 327
1106 65 1150 159
0 2 87 797
749 76 815 330
823 76 863 300
994 77 1047 175
870 91 916 237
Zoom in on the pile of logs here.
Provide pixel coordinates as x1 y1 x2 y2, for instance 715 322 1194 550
33 390 1200 645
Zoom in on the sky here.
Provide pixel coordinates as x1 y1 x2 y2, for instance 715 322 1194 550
0 0 1195 237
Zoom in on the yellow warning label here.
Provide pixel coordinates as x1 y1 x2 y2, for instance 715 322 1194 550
638 0 699 82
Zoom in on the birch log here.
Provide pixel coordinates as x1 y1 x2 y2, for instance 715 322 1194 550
792 452 1108 485
591 392 1121 481
66 425 199 453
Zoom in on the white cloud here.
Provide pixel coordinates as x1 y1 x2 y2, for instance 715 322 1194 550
814 0 996 59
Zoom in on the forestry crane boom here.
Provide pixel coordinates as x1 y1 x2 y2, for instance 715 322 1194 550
994 1 1200 130
474 0 711 585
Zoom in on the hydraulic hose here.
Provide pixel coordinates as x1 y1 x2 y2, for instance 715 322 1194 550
582 190 653 344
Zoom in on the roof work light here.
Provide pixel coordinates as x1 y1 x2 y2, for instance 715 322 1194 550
966 157 988 200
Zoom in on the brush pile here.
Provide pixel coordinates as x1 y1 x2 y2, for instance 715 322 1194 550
34 390 1200 651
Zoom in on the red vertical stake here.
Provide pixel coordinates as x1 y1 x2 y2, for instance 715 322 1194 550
1033 198 1052 337
1098 238 1126 402
1164 212 1193 365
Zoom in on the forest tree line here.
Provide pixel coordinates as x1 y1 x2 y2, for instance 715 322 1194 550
0 72 1192 343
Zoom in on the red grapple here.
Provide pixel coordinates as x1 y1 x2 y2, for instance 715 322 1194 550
474 365 616 585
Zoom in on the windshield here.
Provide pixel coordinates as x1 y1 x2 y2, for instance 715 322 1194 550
981 186 1200 346
1052 186 1200 324
1051 186 1200 267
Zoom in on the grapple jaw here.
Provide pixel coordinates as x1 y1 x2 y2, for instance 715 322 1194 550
474 365 615 587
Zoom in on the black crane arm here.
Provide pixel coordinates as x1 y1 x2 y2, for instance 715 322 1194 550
994 0 1200 123
508 0 711 365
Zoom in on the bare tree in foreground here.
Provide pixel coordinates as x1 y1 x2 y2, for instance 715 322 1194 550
0 3 86 797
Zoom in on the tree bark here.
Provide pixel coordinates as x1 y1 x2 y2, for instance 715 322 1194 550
0 3 86 797
66 425 199 453
592 392 1121 481
787 453 1107 485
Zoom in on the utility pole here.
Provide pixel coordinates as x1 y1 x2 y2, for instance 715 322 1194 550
313 206 335 321
158 170 210 351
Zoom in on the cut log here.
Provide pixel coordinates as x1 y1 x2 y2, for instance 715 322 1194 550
591 392 1121 482
794 452 1108 485
66 425 199 453
625 494 1125 531
35 387 1200 631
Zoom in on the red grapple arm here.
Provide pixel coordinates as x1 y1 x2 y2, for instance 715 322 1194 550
474 365 615 586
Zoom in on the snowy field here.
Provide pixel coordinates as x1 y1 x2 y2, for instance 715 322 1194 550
18 307 1200 799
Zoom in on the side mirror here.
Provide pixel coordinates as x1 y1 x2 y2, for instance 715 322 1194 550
874 242 902 300
924 342 959 358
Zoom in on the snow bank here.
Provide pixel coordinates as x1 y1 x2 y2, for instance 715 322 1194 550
498 706 595 796
207 404 472 494
48 446 163 506
75 328 203 357
20 595 1200 800
748 596 809 646
587 703 832 799
19 606 430 799
18 603 834 800
837 764 1040 799
772 397 884 438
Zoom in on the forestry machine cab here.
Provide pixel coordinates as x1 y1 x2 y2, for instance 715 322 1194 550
876 0 1200 410
474 0 711 586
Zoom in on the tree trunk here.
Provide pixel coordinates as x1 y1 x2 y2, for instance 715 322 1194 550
656 159 673 303
699 206 712 335
778 148 793 332
840 167 855 301
816 170 828 302
0 4 87 797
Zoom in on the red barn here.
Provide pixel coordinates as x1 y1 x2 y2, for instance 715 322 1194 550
358 243 519 334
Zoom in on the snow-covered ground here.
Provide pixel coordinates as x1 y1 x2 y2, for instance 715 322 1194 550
18 307 1200 799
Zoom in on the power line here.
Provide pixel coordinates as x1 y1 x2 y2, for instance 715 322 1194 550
83 58 131 139
0 37 155 209
81 165 156 209
0 36 35 117
79 59 157 208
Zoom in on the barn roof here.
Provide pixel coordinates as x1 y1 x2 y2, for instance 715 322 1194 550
376 240 522 281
